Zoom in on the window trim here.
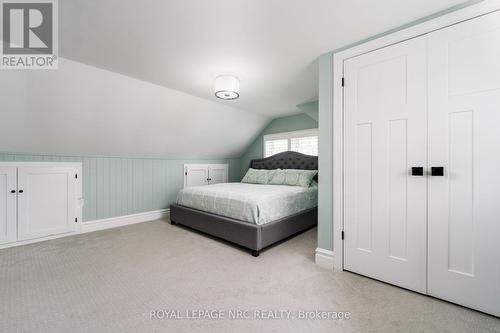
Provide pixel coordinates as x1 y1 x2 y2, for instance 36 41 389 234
263 128 319 157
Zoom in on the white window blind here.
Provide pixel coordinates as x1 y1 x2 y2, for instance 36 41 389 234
264 139 289 157
263 129 318 157
290 135 318 156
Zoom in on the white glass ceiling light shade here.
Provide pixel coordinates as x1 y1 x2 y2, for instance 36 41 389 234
214 75 240 100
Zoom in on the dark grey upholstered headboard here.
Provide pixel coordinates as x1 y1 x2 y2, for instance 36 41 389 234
250 151 318 172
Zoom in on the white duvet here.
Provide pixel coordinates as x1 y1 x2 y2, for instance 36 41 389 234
175 182 318 225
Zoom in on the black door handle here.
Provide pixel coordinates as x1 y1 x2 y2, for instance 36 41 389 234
10 190 16 193
430 167 444 176
411 167 424 176
18 190 24 193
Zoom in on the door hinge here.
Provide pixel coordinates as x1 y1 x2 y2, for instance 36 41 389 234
75 217 78 223
341 231 345 240
341 77 345 87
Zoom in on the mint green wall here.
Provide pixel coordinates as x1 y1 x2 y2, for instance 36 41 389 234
238 113 318 179
0 153 240 222
318 54 333 251
316 0 482 252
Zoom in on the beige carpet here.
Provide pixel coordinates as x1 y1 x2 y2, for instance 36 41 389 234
1 219 499 333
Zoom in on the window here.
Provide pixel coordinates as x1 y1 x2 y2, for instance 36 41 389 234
290 135 318 156
263 129 319 157
264 138 289 157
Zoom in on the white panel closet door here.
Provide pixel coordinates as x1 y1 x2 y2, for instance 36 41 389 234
184 165 209 188
344 36 428 293
428 11 500 316
208 165 228 185
17 167 77 241
0 167 17 244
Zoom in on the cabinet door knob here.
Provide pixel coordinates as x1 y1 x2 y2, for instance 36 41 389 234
430 167 445 176
18 190 24 193
10 190 16 193
411 167 424 176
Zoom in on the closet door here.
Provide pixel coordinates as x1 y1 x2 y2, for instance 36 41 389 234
428 11 500 316
0 167 17 244
208 165 228 185
184 165 209 188
17 167 77 241
343 36 428 293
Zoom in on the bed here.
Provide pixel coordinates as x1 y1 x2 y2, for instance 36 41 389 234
170 151 318 256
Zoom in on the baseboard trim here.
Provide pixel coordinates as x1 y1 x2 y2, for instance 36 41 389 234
80 209 170 233
315 247 334 270
0 209 170 250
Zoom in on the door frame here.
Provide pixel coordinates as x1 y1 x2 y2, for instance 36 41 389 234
331 1 500 271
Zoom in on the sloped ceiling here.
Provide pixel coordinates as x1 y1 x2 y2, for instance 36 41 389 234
1 0 470 158
297 101 319 121
0 59 268 158
60 0 467 117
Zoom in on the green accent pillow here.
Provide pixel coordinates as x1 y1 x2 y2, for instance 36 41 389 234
241 168 277 184
269 169 317 187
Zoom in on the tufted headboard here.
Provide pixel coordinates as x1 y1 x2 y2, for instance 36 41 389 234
250 151 318 175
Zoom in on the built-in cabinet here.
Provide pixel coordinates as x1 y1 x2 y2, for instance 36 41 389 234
0 163 82 245
0 167 17 244
183 164 228 188
341 9 500 317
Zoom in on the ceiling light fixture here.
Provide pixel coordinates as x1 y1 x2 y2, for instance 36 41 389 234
214 75 240 100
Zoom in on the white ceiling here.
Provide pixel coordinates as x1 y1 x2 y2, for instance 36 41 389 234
0 59 269 159
60 0 468 117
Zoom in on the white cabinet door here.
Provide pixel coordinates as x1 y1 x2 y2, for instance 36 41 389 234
428 11 500 317
184 164 228 187
17 167 77 241
208 165 228 185
184 165 209 188
0 167 17 244
344 36 428 293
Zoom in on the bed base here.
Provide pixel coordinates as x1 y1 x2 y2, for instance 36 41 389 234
170 204 317 256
